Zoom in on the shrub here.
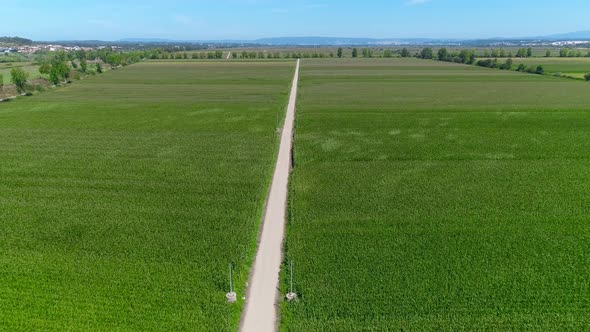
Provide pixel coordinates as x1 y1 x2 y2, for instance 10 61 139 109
10 67 28 94
585 73 590 81
535 65 544 75
516 64 527 72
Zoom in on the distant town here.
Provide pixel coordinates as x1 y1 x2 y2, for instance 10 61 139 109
0 44 121 55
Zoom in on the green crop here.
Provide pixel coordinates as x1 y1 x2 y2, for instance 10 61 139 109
282 58 590 331
0 61 293 331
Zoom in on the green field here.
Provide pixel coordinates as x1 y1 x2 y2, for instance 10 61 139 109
0 62 44 84
508 57 590 78
478 57 590 78
0 61 293 330
282 58 590 330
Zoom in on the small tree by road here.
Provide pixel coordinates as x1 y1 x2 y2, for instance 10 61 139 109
337 48 343 58
352 48 358 58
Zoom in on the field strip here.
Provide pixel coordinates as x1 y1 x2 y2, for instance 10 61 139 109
226 51 231 60
240 59 300 332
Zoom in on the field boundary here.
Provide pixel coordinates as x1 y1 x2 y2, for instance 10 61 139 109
240 59 300 332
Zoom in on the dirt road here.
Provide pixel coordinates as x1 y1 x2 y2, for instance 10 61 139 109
240 59 300 332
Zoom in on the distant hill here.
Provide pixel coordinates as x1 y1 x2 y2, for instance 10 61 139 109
0 36 33 46
539 31 590 40
26 30 590 47
119 38 175 43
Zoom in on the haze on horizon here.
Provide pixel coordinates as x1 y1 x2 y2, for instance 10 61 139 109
3 0 590 41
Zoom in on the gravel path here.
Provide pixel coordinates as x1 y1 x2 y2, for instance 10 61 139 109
240 59 300 332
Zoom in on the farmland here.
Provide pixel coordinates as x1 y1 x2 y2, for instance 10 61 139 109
0 61 293 330
507 57 590 79
0 62 44 84
282 58 590 330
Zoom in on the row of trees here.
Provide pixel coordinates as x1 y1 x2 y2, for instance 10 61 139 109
557 48 590 58
416 47 477 64
415 46 550 77
38 50 107 86
4 48 141 97
476 58 518 71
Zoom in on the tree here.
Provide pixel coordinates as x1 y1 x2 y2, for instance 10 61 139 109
516 48 526 58
491 49 499 57
383 49 393 58
499 49 506 58
437 48 449 61
48 58 70 84
506 58 513 68
484 50 490 57
545 50 551 57
560 48 568 57
535 65 544 75
586 51 590 58
337 47 343 58
352 48 358 58
499 58 513 70
362 48 373 58
526 48 533 57
96 63 103 73
80 58 88 73
400 48 410 58
420 48 433 59
585 73 590 81
39 63 51 75
10 68 28 94
0 74 3 91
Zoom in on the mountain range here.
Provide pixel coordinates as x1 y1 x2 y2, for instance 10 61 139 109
117 31 590 46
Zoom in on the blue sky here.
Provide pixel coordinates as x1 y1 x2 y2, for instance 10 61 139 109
3 0 590 41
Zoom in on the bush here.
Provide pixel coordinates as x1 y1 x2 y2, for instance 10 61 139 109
585 73 590 81
535 65 544 75
516 64 527 72
476 59 498 68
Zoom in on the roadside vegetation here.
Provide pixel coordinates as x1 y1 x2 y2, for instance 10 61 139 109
0 48 150 100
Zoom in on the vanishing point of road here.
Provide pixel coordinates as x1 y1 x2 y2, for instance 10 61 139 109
240 59 300 332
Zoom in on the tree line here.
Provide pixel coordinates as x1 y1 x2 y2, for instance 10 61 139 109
4 48 148 97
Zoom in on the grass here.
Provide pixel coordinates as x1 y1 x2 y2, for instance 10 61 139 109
484 57 590 78
0 61 294 330
282 58 590 330
0 62 44 84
